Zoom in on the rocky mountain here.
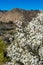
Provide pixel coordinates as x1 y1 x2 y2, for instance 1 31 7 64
0 9 43 65
0 8 39 22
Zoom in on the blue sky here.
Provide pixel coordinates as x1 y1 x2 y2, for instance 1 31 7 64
0 0 43 10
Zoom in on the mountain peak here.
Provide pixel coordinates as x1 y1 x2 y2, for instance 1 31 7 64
0 8 40 22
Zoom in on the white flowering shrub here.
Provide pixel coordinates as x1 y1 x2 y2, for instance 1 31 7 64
5 12 43 65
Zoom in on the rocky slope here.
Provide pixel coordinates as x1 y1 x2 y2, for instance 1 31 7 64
0 9 43 65
0 8 39 22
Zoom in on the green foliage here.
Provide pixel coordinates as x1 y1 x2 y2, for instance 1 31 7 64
0 38 10 65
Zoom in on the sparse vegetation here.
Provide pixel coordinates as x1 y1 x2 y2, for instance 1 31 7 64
0 38 11 65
